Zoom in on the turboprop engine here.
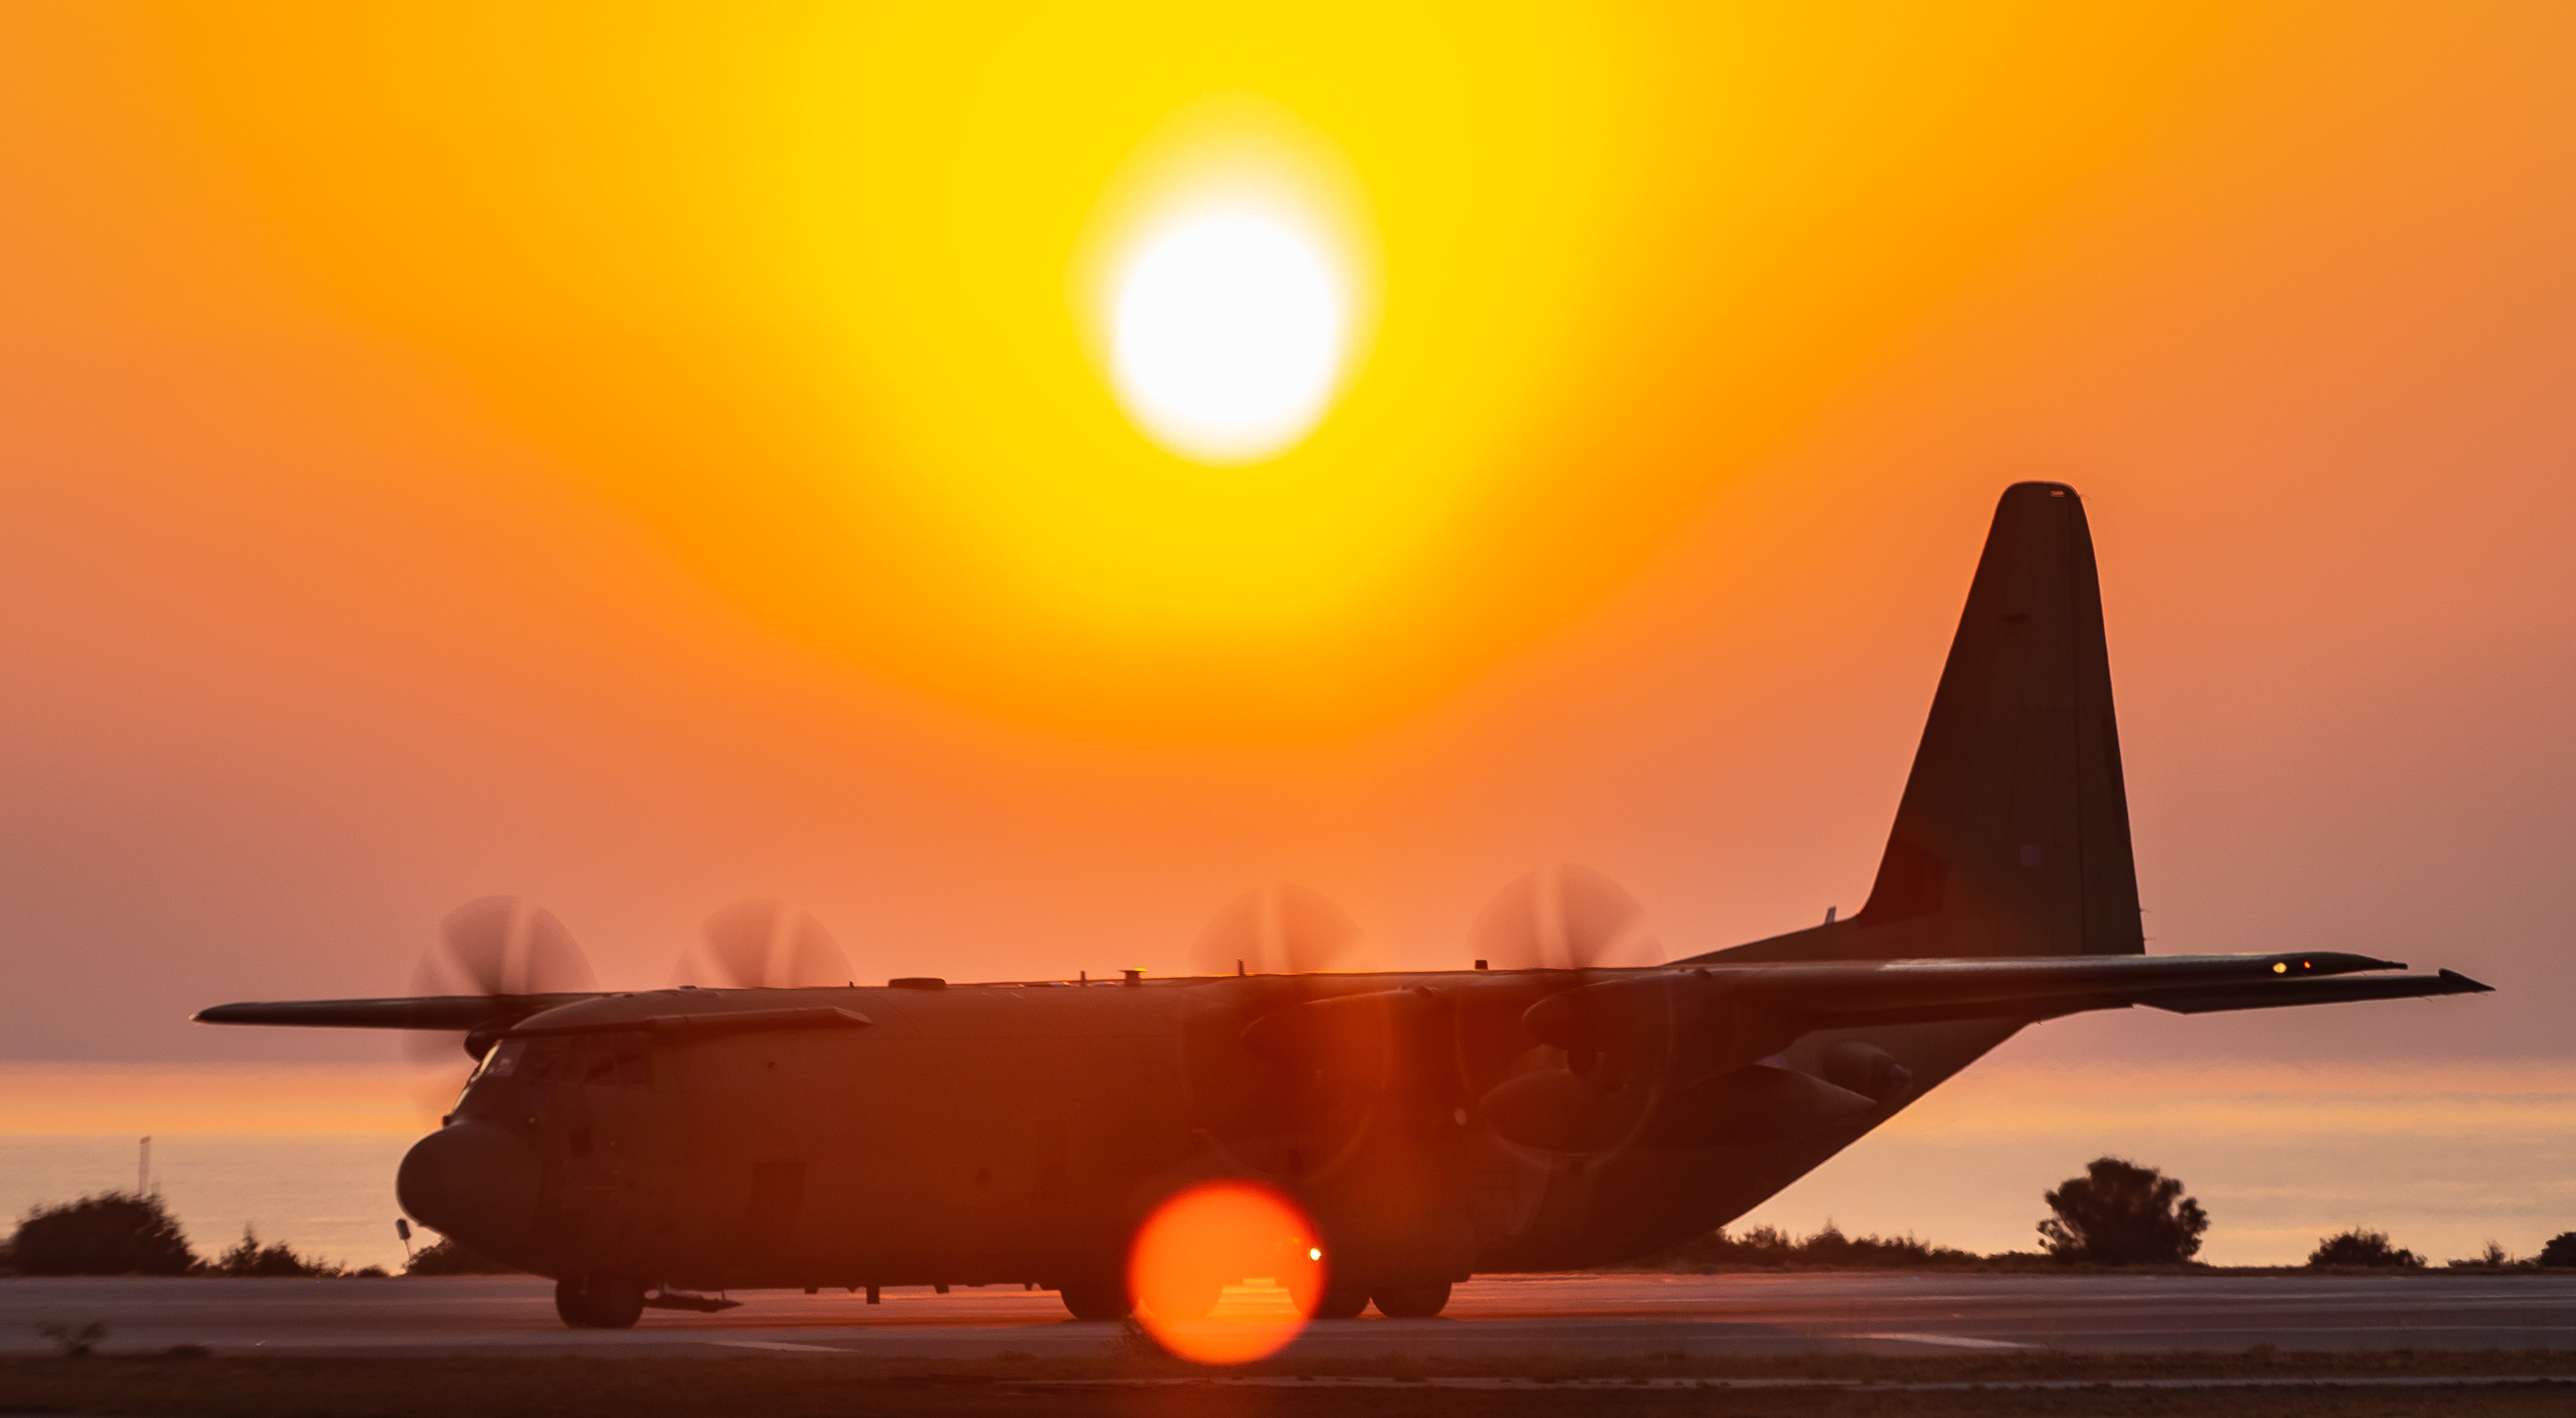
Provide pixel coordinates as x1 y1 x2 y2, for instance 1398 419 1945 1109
1476 969 1888 1155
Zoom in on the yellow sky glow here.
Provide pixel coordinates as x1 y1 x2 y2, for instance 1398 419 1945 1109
150 2 2221 736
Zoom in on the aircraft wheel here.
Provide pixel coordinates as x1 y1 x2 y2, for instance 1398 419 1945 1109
554 1274 646 1329
552 1275 595 1327
1371 1282 1451 1319
1304 1285 1370 1320
1141 1274 1225 1322
1056 1276 1134 1321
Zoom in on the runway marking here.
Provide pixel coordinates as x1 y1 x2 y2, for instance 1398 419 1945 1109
1845 1332 2036 1351
716 1340 851 1354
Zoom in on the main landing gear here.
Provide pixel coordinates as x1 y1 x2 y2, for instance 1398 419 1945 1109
555 1274 646 1329
1054 1276 1135 1321
1049 1277 1452 1321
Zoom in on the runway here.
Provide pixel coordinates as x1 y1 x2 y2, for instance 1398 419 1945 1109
6 1272 2574 1360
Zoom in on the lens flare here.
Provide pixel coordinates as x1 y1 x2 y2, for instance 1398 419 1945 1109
1109 204 1350 464
1127 1181 1322 1363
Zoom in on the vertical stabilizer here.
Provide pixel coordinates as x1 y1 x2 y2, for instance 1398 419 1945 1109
1698 482 2141 964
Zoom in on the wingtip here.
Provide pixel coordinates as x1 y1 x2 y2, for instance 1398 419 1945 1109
2437 968 2494 994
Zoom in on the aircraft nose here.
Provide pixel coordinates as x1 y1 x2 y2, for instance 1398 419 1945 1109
396 1122 542 1259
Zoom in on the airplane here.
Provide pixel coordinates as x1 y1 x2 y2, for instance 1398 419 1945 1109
197 482 2489 1330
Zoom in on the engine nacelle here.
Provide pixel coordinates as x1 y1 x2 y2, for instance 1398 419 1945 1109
1644 1064 1878 1148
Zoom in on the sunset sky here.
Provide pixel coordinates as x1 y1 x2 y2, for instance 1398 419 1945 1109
3 3 2571 1261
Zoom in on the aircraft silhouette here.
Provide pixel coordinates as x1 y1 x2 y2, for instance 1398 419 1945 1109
199 483 2487 1328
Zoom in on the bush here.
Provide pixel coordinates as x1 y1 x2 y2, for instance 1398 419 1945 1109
206 1225 342 1277
6 1192 196 1276
1650 1222 1984 1270
2037 1157 2209 1265
403 1235 520 1276
2447 1241 2513 1269
2539 1232 2576 1269
2307 1228 2424 1268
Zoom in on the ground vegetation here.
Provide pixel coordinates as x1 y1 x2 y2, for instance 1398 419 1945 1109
206 1225 381 1278
401 1236 519 1275
1642 1223 1992 1271
0 1192 380 1277
2 1192 196 1276
2309 1229 2427 1269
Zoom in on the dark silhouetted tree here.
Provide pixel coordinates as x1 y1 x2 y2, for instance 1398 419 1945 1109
2037 1157 2209 1264
2540 1233 2576 1269
6 1192 196 1276
2308 1228 2424 1268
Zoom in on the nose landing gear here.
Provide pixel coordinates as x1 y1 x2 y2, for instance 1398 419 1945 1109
554 1274 647 1329
1370 1281 1452 1318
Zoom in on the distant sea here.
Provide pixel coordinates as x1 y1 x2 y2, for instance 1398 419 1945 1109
6 1055 2573 1273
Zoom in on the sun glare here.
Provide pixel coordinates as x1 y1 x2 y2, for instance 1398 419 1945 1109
1108 205 1349 465
1128 1181 1322 1363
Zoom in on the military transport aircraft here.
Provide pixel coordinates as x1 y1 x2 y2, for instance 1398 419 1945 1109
198 484 2488 1329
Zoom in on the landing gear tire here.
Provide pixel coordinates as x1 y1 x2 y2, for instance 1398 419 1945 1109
1305 1285 1370 1320
1141 1273 1225 1321
1056 1276 1134 1321
554 1274 646 1329
1371 1282 1451 1319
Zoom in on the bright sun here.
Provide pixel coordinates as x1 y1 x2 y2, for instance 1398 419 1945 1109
1108 205 1350 465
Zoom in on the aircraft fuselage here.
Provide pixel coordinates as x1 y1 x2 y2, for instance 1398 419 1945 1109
401 971 2006 1295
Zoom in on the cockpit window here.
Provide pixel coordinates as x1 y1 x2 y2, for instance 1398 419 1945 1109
474 1040 526 1081
470 1038 652 1088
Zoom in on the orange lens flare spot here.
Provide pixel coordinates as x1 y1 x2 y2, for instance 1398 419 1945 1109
1127 1182 1321 1364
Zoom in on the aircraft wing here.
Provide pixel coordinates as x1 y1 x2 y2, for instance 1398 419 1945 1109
192 994 602 1032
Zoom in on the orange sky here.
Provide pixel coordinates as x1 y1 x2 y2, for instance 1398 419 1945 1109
1 2 2568 1072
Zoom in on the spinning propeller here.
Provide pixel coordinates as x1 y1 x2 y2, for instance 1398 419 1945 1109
407 896 597 1062
1462 867 1688 1157
674 900 853 989
1191 884 1360 976
1465 865 1661 971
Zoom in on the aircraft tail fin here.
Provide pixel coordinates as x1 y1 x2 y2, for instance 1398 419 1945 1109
1696 482 2142 964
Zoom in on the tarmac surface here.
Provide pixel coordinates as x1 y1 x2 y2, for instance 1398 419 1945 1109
6 1272 2575 1360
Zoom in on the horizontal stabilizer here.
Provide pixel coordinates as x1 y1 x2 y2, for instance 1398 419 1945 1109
1526 951 2408 1051
2139 967 2492 1015
1517 951 2485 1053
1796 967 2490 1031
